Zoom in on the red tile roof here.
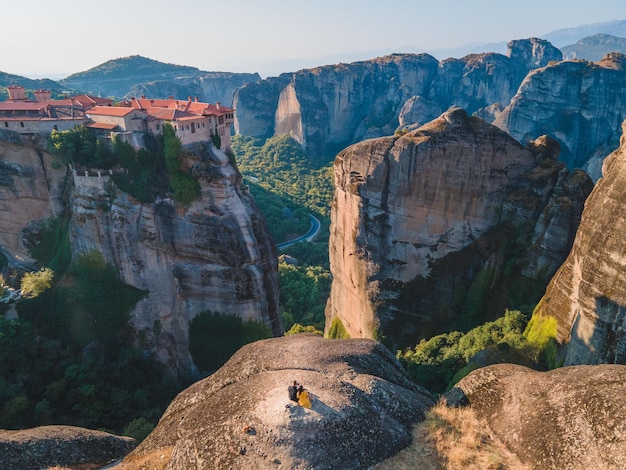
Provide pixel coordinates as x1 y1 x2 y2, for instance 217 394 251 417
73 95 114 108
0 101 48 111
85 122 118 130
146 107 201 121
87 106 139 117
130 98 234 117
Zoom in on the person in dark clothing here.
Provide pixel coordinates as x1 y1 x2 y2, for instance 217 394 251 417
288 381 299 402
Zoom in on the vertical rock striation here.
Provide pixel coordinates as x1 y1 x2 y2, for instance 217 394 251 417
234 39 561 163
0 131 66 265
69 143 282 370
533 120 626 365
495 53 626 180
326 109 592 346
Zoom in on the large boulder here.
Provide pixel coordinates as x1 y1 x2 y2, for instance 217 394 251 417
445 363 626 469
0 425 135 469
120 335 434 469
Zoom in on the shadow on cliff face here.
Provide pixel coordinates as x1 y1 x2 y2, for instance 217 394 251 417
566 296 626 365
385 223 547 348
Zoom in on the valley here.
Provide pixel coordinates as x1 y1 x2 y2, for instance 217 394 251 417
0 17 626 469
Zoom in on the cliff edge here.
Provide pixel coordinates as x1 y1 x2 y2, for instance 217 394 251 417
531 119 626 365
326 108 592 345
120 334 434 469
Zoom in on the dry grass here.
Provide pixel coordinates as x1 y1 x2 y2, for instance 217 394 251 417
373 401 530 470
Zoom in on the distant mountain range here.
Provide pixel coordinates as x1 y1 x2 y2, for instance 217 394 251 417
428 18 626 59
560 33 626 60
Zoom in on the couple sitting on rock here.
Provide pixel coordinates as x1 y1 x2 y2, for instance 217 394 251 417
288 380 311 408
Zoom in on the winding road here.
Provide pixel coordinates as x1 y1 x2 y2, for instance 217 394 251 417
277 213 321 249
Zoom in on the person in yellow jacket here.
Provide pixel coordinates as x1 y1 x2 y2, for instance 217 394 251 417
297 385 311 408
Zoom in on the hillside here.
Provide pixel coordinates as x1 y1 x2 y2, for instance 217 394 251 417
561 33 626 60
59 55 260 102
60 55 200 92
544 19 626 47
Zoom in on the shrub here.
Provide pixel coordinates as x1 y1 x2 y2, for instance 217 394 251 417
326 316 350 339
188 311 272 375
398 310 535 394
285 323 323 336
123 417 155 443
20 268 54 298
28 215 71 273
523 311 560 369
170 171 200 205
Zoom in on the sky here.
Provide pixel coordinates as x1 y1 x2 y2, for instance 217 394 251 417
4 0 626 79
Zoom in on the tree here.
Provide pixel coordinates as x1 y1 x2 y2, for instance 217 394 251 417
20 268 54 298
163 123 183 173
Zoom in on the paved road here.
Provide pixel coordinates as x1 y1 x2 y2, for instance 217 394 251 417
277 213 321 249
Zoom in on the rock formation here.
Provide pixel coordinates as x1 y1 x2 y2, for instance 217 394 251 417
0 131 282 372
69 142 282 370
325 108 592 346
445 363 626 469
0 131 66 266
0 425 136 469
234 39 561 163
119 334 434 470
495 52 626 180
531 120 626 365
126 71 260 107
232 75 292 139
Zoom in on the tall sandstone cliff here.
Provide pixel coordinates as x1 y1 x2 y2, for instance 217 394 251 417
532 120 626 365
495 52 626 180
0 132 282 371
325 109 592 346
234 39 561 162
0 131 65 265
70 142 282 370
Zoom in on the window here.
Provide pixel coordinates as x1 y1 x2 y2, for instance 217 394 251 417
20 122 24 128
4 122 7 128
53 125 58 130
156 124 160 130
191 122 196 133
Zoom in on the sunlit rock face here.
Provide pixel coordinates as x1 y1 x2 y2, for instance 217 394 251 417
446 363 626 470
0 131 282 372
120 335 434 470
325 108 592 345
69 143 282 370
0 132 65 264
235 39 561 163
495 52 626 181
533 120 626 365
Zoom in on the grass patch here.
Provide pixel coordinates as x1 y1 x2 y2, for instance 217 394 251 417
372 401 530 469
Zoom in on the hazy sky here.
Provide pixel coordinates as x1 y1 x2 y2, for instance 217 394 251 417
5 0 626 79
